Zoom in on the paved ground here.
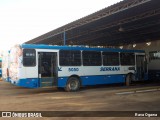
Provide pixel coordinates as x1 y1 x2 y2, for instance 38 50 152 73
0 80 160 120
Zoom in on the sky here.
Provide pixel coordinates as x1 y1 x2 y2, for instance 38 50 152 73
0 0 121 51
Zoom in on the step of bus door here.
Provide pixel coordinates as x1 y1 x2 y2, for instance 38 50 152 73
40 77 54 88
41 82 53 88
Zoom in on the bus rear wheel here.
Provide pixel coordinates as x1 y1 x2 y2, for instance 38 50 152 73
125 74 135 86
65 77 80 92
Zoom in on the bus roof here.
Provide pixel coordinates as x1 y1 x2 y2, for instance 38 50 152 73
21 44 144 53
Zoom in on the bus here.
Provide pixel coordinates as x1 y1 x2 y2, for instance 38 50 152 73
148 51 160 80
2 51 10 82
123 40 160 81
8 44 148 91
144 41 160 81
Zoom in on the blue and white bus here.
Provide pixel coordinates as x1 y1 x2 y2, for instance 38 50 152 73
2 51 10 82
8 44 148 91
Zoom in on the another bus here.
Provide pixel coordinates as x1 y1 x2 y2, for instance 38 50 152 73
8 44 148 91
148 51 160 80
2 51 10 82
123 40 160 81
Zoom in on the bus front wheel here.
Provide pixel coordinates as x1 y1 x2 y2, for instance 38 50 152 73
65 77 80 92
125 74 134 86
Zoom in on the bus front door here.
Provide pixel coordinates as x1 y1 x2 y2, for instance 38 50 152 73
38 52 58 88
136 55 148 80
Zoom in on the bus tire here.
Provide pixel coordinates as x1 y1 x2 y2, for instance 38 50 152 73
65 77 80 92
125 74 134 86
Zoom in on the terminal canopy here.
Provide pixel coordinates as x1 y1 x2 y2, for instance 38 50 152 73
26 0 160 47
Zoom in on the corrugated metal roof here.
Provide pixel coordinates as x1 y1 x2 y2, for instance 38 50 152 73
26 0 160 46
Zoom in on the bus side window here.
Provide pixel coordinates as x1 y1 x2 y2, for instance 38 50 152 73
120 53 135 66
82 51 101 66
59 50 81 66
23 49 36 67
102 52 119 66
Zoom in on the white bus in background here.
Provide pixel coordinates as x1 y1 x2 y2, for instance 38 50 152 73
123 40 160 81
2 51 10 82
148 50 160 80
8 44 148 91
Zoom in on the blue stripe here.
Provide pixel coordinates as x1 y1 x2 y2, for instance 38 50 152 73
10 78 39 88
81 75 125 86
58 75 126 87
9 75 126 88
21 44 144 53
58 77 68 87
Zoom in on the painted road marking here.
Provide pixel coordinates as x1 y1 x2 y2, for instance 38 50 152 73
116 87 160 95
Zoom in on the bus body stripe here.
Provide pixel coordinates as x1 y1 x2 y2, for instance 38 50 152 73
21 44 144 53
9 74 126 88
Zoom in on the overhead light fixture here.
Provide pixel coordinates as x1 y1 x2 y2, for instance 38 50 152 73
146 42 151 46
119 46 123 49
133 44 136 48
118 26 124 32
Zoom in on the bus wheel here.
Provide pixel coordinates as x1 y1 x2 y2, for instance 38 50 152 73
65 77 80 92
125 74 134 86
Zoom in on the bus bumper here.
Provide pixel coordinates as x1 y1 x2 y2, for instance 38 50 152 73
10 78 39 88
